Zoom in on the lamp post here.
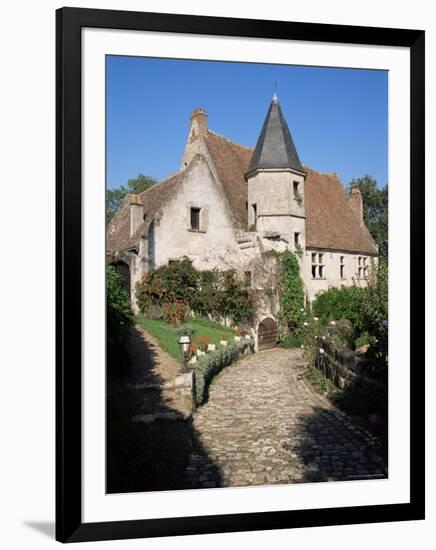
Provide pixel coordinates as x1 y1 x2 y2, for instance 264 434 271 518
178 334 191 372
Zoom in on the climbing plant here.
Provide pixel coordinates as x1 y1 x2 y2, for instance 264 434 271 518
279 250 305 333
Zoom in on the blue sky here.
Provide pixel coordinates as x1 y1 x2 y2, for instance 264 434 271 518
106 56 387 190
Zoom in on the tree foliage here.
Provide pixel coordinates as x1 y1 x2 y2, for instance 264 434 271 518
106 174 157 223
312 258 388 361
312 285 366 332
347 175 388 257
107 265 133 365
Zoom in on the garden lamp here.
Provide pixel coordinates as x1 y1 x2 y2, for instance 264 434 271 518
178 334 191 370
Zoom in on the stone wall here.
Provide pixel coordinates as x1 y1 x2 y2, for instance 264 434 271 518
304 249 373 303
315 336 387 396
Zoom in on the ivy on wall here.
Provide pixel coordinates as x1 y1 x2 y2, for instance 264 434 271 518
278 250 305 334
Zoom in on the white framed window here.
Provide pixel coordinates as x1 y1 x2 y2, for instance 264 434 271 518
357 256 368 279
340 255 345 279
311 252 325 279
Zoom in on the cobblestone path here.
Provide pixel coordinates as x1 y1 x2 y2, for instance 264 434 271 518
183 348 387 489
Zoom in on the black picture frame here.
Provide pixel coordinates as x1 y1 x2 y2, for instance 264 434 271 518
56 7 425 543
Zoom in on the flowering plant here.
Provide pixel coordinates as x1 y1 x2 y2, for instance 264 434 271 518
193 335 209 352
162 300 189 325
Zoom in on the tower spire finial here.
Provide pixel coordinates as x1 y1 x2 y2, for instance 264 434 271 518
272 81 278 103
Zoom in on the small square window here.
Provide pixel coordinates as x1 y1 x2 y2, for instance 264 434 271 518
311 252 317 264
190 207 201 231
318 253 324 264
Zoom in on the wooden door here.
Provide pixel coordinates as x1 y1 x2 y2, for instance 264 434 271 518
257 317 277 351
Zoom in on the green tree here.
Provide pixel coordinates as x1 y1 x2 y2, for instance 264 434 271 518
106 174 157 223
347 175 388 257
107 265 133 367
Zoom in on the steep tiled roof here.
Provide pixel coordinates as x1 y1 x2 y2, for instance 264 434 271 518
204 131 252 229
108 130 377 256
304 167 377 254
106 173 180 253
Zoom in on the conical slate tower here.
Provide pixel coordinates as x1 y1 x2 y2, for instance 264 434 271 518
246 93 304 177
245 94 306 245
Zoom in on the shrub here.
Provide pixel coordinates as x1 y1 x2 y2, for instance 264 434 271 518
193 335 209 352
279 334 304 348
194 339 254 406
359 257 388 360
279 250 305 333
329 318 355 348
162 300 189 325
107 265 133 366
136 261 254 326
312 285 366 331
354 331 376 351
143 304 163 320
312 258 388 361
215 270 255 325
136 257 198 310
301 315 322 367
177 324 194 338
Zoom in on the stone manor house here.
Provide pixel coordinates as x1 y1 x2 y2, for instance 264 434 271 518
107 94 377 347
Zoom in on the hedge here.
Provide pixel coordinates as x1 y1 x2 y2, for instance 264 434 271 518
193 339 255 406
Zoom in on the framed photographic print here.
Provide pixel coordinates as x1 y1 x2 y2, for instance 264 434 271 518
56 7 425 543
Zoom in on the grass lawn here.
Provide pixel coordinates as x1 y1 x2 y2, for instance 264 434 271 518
136 316 236 364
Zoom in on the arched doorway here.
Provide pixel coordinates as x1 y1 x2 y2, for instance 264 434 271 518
112 261 131 296
257 317 277 351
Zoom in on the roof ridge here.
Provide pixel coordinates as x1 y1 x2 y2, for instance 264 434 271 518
303 164 339 178
207 129 253 151
138 170 183 199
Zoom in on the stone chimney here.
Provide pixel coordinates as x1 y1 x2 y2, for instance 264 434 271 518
129 194 144 237
349 187 363 226
180 108 209 170
189 108 208 140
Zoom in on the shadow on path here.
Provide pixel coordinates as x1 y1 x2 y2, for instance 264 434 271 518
288 404 387 483
107 326 222 493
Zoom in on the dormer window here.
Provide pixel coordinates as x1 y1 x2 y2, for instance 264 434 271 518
190 207 201 231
